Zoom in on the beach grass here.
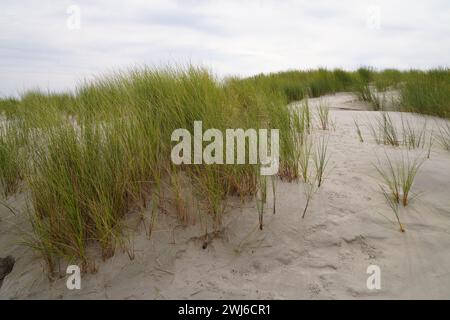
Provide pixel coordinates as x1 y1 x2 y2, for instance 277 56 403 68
1 65 449 273
0 66 297 272
374 152 424 207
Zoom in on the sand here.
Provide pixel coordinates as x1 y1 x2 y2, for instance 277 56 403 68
1 92 450 299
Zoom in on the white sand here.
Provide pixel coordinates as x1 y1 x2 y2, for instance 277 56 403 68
1 92 450 299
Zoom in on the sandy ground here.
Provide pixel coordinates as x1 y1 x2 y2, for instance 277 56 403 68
1 92 450 299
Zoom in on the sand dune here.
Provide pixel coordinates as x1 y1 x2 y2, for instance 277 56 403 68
1 92 450 299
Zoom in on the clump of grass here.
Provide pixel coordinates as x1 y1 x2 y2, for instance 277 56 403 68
313 135 330 188
278 110 302 182
26 122 138 271
0 121 28 197
368 112 400 146
300 98 312 134
301 179 318 219
240 68 359 103
380 112 400 146
0 143 22 197
298 135 312 183
300 136 327 218
374 154 400 204
371 92 387 111
239 68 450 119
366 113 432 150
367 118 381 145
400 156 424 207
0 97 20 118
374 152 424 207
355 82 373 103
401 115 427 149
169 169 189 225
189 165 228 232
12 66 294 272
381 187 405 232
317 101 330 130
278 136 300 182
400 69 450 118
355 83 385 111
436 121 450 151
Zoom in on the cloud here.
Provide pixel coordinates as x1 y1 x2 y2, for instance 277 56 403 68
0 0 449 96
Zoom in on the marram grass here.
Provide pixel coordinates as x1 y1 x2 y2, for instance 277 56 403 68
0 66 299 273
1 65 449 273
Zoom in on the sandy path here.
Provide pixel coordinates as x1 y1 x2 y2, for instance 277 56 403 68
1 92 450 299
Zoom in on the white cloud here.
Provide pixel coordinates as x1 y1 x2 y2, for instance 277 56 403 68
0 0 449 96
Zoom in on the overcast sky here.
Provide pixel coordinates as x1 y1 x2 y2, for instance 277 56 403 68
0 0 449 97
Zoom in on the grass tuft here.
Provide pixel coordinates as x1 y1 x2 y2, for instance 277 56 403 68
374 152 424 207
316 101 330 130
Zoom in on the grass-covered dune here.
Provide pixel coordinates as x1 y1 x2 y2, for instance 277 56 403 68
0 66 304 272
0 65 449 274
238 67 450 117
400 69 450 117
1 67 449 117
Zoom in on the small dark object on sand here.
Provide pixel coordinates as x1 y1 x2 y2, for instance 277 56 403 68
0 256 15 285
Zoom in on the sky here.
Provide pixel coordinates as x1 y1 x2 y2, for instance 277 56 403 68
0 0 449 97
